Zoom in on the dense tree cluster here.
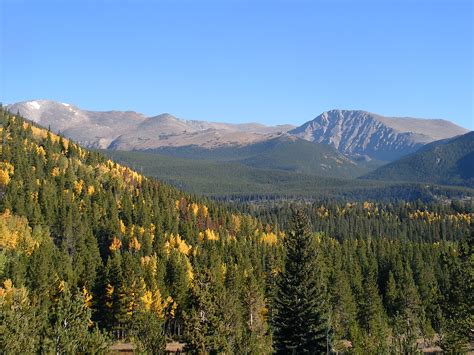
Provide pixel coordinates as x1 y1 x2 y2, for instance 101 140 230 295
0 107 472 353
244 200 473 243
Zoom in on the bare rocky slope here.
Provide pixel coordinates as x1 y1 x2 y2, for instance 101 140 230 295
290 110 468 161
7 100 293 150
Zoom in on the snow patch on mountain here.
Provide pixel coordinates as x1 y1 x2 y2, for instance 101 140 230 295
28 101 41 110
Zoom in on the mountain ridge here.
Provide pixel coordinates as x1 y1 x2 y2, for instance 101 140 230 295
7 100 295 150
6 100 468 163
290 109 468 161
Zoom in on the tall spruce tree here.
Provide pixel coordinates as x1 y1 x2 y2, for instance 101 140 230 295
273 210 328 354
439 224 474 351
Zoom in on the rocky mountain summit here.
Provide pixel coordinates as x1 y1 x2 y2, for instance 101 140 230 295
290 110 468 161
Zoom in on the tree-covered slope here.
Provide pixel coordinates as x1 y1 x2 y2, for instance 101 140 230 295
363 131 474 187
0 106 279 352
236 136 370 177
146 135 373 179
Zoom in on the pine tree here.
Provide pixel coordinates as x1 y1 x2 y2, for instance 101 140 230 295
356 269 389 353
0 281 41 353
47 287 108 354
438 226 474 351
273 210 328 354
241 274 272 354
132 310 166 353
184 268 243 353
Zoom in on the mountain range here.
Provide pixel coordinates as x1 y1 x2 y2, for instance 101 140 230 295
6 100 294 150
7 100 467 160
6 100 471 185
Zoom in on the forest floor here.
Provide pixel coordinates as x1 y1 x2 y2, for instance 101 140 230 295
109 341 445 354
109 341 185 353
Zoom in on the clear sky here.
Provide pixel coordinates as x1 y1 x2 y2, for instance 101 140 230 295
1 0 473 129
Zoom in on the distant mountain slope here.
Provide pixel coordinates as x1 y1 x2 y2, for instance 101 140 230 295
108 114 292 150
363 131 474 187
145 135 375 178
232 136 371 178
290 110 468 161
6 100 147 149
7 100 293 149
103 149 474 201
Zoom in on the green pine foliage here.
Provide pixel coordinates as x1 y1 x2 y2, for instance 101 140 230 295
273 211 328 353
0 106 472 352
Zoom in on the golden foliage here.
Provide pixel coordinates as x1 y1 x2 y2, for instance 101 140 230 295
126 287 140 316
231 214 241 233
51 167 61 177
316 206 329 218
261 232 278 245
102 160 144 188
73 180 84 195
204 228 219 241
0 279 14 303
200 205 209 218
0 169 10 186
109 236 122 252
0 279 29 307
83 287 93 308
140 288 176 319
198 228 220 242
149 223 156 235
129 236 141 251
141 255 158 276
191 203 199 216
87 185 95 196
35 145 46 159
0 210 40 255
0 161 14 186
184 257 194 282
363 201 374 210
164 234 192 255
119 219 127 234
409 209 473 225
58 280 66 294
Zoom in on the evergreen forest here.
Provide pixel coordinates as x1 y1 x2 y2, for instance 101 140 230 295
0 107 472 353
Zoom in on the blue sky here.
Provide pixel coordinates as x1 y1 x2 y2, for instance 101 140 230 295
1 0 473 129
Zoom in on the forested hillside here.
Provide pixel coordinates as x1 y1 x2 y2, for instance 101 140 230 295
0 107 472 353
364 131 474 188
145 135 372 178
104 149 474 202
